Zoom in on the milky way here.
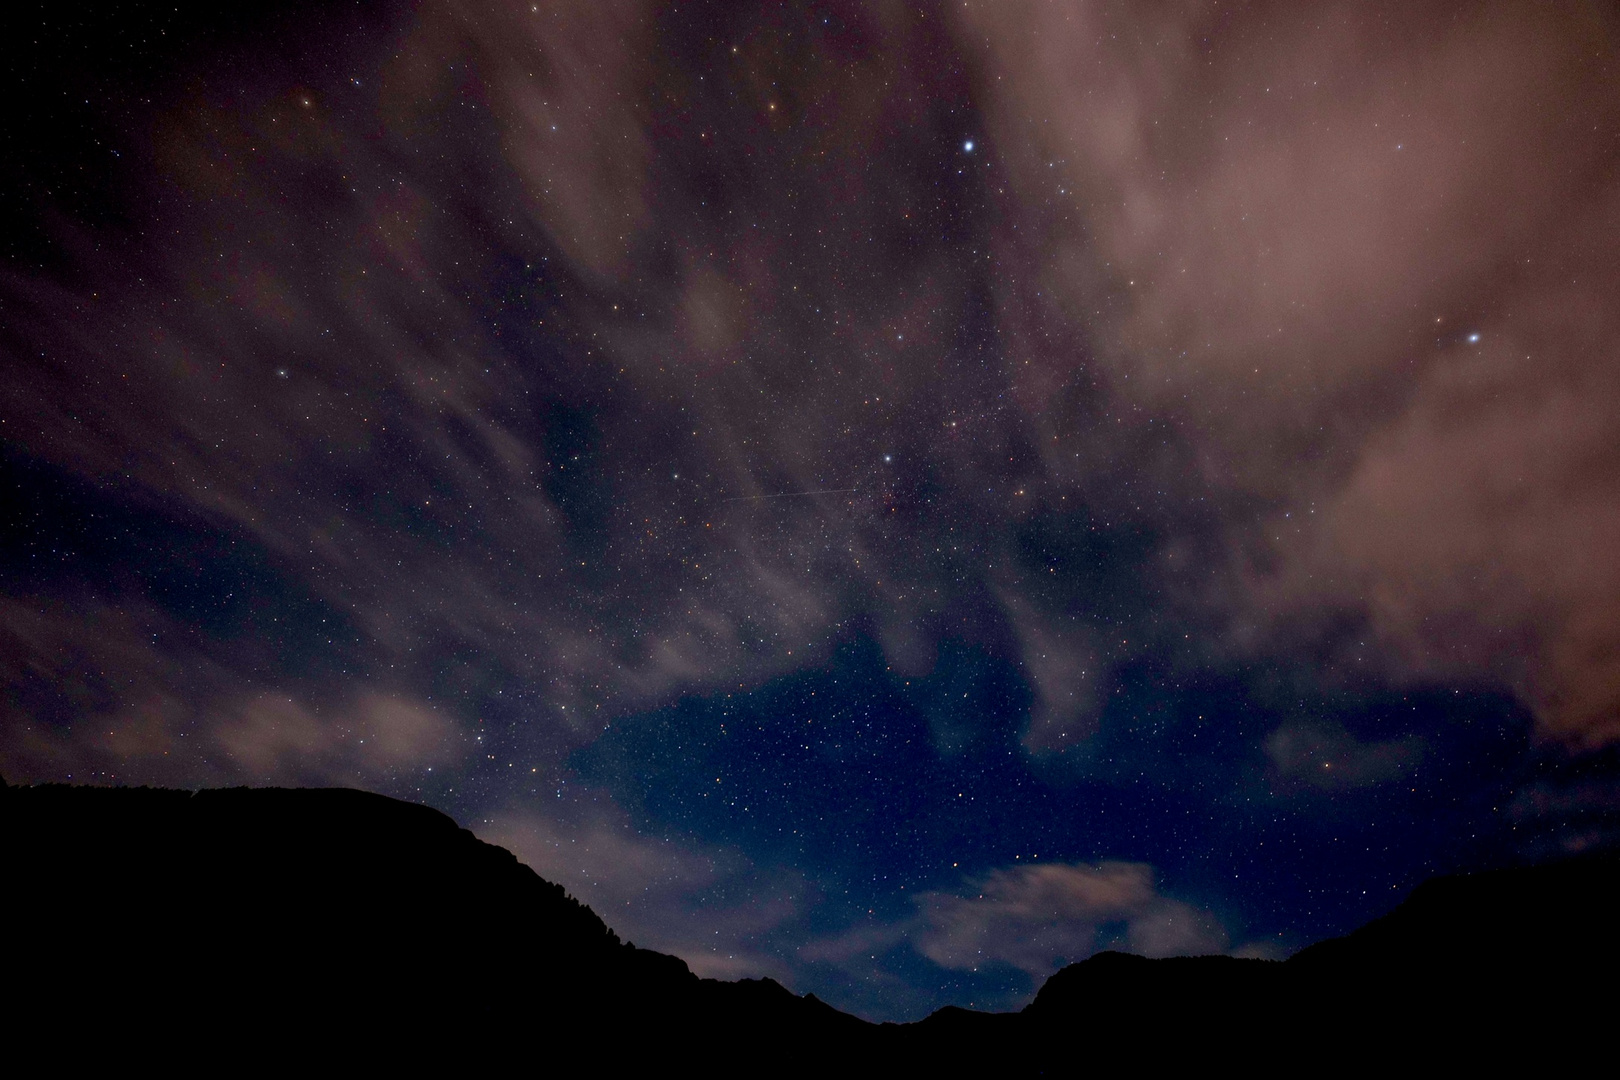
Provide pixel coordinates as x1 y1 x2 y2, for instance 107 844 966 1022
4 0 1619 1020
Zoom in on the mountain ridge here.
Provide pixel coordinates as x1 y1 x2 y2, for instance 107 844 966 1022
6 779 1614 1070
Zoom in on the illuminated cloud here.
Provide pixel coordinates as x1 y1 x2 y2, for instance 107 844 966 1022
479 792 800 981
914 861 1227 977
960 0 1620 744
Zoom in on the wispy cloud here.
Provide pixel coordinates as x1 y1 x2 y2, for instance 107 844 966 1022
914 861 1228 977
478 789 802 981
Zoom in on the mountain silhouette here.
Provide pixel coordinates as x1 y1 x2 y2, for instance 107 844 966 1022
6 778 1614 1071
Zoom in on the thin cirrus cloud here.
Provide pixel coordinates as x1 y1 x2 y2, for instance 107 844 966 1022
5 1 1617 764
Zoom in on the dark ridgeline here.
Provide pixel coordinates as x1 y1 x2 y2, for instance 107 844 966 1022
5 778 1615 1071
4 779 879 1070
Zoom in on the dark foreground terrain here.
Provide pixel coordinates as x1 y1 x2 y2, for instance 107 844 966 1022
6 779 1615 1071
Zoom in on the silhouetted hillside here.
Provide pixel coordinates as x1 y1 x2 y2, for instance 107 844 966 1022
3 780 873 1069
6 779 1615 1071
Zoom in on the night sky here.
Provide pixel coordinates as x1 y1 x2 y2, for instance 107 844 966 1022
5 0 1620 1021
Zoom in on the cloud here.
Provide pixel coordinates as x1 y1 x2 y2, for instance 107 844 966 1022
1507 771 1620 858
1303 325 1620 745
215 691 461 783
1264 719 1424 792
959 0 1620 744
0 594 460 787
795 919 910 969
382 0 660 282
0 0 1614 864
1000 590 1105 753
478 792 800 981
0 0 941 746
914 861 1227 977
